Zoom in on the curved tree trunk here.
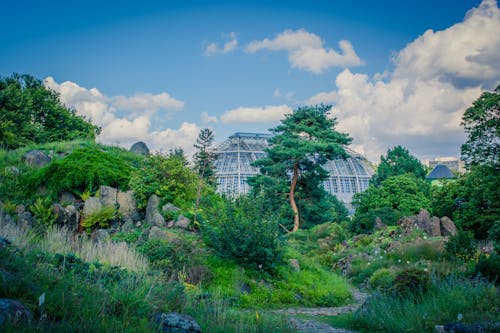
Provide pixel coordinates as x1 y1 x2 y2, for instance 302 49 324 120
290 161 300 232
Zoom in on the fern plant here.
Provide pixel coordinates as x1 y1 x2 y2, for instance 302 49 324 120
30 197 56 226
81 206 115 229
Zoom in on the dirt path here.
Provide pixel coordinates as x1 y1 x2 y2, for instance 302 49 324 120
273 289 367 333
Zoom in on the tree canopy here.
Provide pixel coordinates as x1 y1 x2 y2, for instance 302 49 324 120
371 145 427 186
461 85 499 168
251 105 351 232
0 73 99 149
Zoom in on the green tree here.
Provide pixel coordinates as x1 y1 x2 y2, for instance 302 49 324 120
0 73 99 149
461 86 500 168
252 105 351 232
193 128 216 186
372 145 427 186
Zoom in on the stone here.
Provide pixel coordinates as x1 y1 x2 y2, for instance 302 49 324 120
83 197 102 218
429 216 442 237
59 191 75 205
148 226 168 240
99 186 118 208
289 258 301 271
416 209 432 233
22 150 51 168
375 217 386 230
153 312 202 333
17 212 32 228
175 215 190 229
52 203 65 225
440 216 457 237
0 237 11 250
146 195 165 227
0 298 33 327
398 216 417 236
129 141 150 156
162 203 181 213
4 166 19 175
64 205 80 231
91 229 110 243
121 219 135 232
117 190 139 221
15 205 26 215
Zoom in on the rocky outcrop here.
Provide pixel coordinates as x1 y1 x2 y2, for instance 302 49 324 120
148 226 168 240
83 197 102 218
153 312 202 333
117 190 139 220
129 141 150 156
146 195 165 227
0 298 33 327
397 209 457 237
175 215 190 229
99 186 118 208
440 216 457 237
22 150 51 168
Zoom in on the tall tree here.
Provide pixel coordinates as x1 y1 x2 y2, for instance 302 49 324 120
253 105 351 232
461 86 500 168
0 73 99 149
371 145 427 186
193 128 216 223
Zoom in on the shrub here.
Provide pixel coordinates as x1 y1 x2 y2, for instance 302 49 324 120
29 197 56 227
202 196 284 273
81 206 115 229
369 268 396 292
475 253 500 284
445 230 477 262
350 207 402 234
391 267 430 298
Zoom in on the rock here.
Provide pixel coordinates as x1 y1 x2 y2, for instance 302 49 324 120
289 258 301 272
22 150 51 168
429 216 442 237
129 141 150 156
146 195 165 227
443 322 485 333
0 298 33 327
440 217 457 237
175 215 190 229
121 219 135 232
17 212 32 228
117 190 139 221
416 209 432 233
99 186 118 208
15 205 26 215
64 205 80 231
83 197 102 218
52 203 65 225
375 217 386 230
398 216 417 236
148 226 168 240
0 237 11 250
153 312 202 333
4 166 19 175
162 203 181 213
91 229 110 243
59 191 75 205
239 283 251 294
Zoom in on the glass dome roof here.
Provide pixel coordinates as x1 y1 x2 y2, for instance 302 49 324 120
214 133 374 210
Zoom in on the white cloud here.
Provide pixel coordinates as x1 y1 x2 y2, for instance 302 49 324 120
204 32 238 56
201 111 218 124
246 29 363 73
221 105 293 123
308 0 498 162
44 77 198 155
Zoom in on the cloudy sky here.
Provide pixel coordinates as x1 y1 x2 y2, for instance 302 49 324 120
1 0 499 162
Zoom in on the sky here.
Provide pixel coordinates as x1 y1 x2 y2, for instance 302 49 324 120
1 0 499 162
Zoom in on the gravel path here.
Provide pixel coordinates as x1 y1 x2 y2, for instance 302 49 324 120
273 289 367 333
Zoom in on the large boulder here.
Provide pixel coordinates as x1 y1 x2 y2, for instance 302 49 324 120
129 141 150 156
22 150 51 168
429 216 442 237
83 197 102 218
162 203 181 214
52 203 66 225
146 195 165 227
440 217 457 237
0 298 33 327
64 205 80 231
117 190 139 221
99 186 118 208
148 226 168 240
17 211 32 228
91 229 110 243
175 215 190 229
59 191 75 205
153 312 202 333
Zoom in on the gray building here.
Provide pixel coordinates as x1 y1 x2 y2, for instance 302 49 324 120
213 132 374 211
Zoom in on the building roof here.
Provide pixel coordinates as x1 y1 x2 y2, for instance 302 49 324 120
426 164 455 180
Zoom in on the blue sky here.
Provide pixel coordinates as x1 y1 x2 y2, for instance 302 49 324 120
1 0 499 162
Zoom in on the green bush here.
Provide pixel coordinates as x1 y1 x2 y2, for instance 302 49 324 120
350 207 402 234
445 230 477 262
475 253 500 284
28 147 132 198
369 268 396 292
391 267 430 298
81 206 115 229
202 196 284 274
29 197 56 227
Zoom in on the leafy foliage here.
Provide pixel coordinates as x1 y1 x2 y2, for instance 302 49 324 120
202 195 284 273
0 73 99 149
445 230 477 262
129 154 198 210
461 86 499 168
81 206 116 229
29 197 56 227
350 207 402 234
251 105 351 231
29 147 133 198
193 128 216 186
371 145 427 186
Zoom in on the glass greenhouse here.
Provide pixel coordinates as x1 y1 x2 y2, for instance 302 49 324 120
214 133 374 210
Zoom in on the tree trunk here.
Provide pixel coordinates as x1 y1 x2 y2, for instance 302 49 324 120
290 161 300 232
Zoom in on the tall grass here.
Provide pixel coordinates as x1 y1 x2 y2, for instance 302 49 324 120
353 275 499 332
